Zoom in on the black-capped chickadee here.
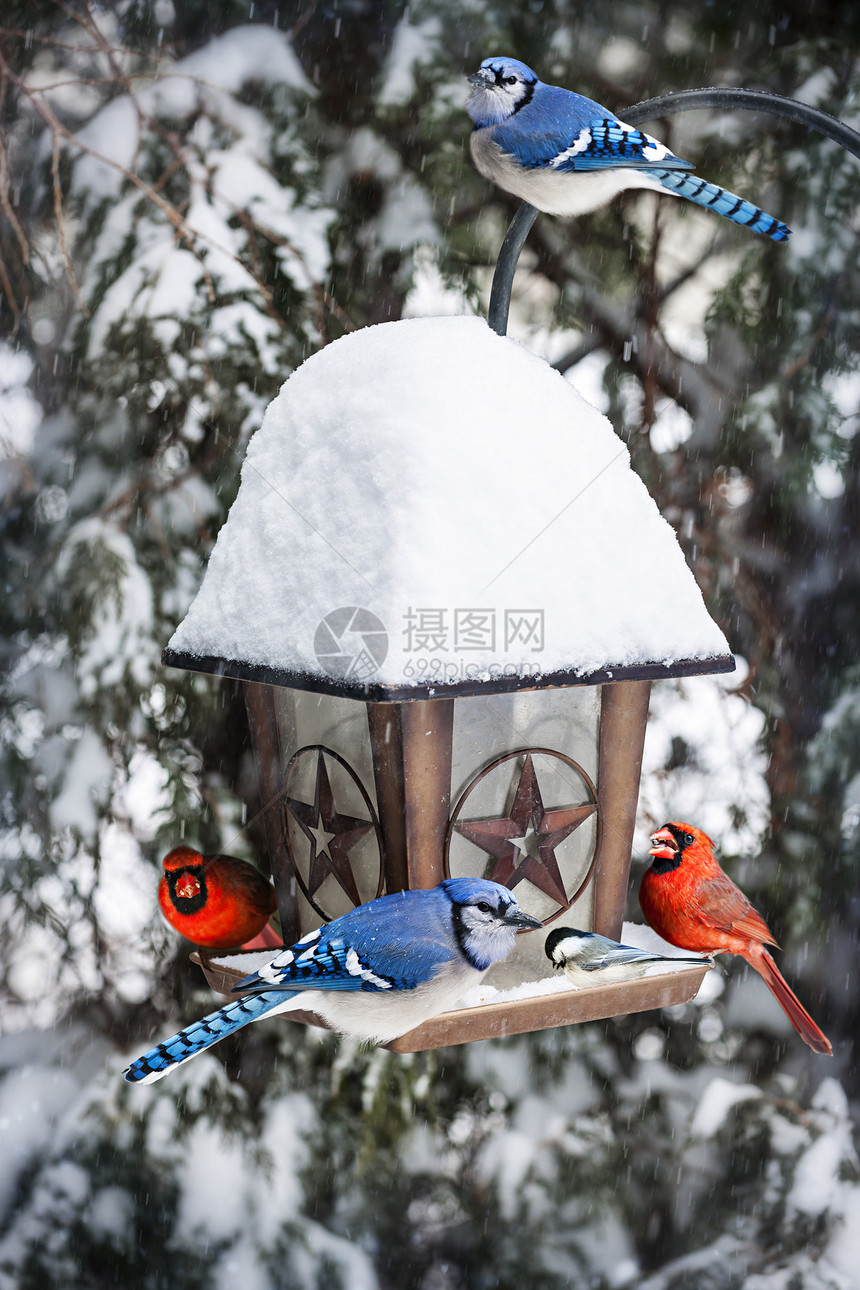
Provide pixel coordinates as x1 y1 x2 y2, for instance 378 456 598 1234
545 925 709 987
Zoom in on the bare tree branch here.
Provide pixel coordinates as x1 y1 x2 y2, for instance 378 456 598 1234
0 253 21 330
0 75 30 265
0 48 225 306
0 25 159 58
51 128 88 316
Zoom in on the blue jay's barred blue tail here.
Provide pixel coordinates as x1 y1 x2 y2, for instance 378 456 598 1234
123 989 297 1084
653 169 791 240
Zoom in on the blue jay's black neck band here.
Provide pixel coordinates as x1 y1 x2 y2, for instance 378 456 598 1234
512 80 535 115
167 865 208 915
450 903 484 971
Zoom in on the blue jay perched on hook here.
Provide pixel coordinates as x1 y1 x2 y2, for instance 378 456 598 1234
467 57 791 241
545 925 708 987
124 878 541 1083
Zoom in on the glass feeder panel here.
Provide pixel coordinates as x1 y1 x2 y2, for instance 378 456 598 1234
270 688 383 934
447 686 601 991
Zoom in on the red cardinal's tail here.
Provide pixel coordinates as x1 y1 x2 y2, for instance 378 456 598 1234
746 948 832 1055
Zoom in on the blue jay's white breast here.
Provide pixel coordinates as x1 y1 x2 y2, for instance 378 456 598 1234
269 960 484 1043
470 132 668 217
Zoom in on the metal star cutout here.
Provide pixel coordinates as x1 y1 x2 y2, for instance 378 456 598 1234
286 751 372 905
453 753 596 907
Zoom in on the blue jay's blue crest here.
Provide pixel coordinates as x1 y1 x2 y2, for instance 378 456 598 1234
123 877 541 1084
466 56 791 240
478 56 538 83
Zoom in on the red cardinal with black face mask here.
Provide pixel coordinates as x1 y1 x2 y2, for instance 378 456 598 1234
158 846 278 951
639 823 832 1056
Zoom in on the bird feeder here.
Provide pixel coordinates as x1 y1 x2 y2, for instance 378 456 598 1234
159 82 860 1052
164 309 730 1050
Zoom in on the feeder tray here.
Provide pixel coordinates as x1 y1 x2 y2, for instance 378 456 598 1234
191 948 710 1052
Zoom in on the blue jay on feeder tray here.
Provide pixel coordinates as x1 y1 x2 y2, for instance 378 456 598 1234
124 878 541 1083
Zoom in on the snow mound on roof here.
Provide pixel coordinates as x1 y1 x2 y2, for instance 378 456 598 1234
169 315 729 684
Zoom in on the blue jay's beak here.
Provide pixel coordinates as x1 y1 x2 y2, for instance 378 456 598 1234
467 70 495 87
504 908 543 933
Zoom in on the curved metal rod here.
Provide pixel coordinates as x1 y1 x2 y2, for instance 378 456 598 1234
487 202 538 335
487 86 860 337
622 87 860 159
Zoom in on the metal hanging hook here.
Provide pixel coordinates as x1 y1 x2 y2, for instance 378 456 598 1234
487 86 860 337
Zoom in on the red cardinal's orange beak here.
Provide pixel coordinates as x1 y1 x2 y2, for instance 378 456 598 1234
649 827 679 862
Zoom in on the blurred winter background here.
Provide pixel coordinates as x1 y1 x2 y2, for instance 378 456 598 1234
1 1 860 1286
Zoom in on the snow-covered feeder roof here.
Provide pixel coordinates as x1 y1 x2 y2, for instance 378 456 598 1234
165 316 733 699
